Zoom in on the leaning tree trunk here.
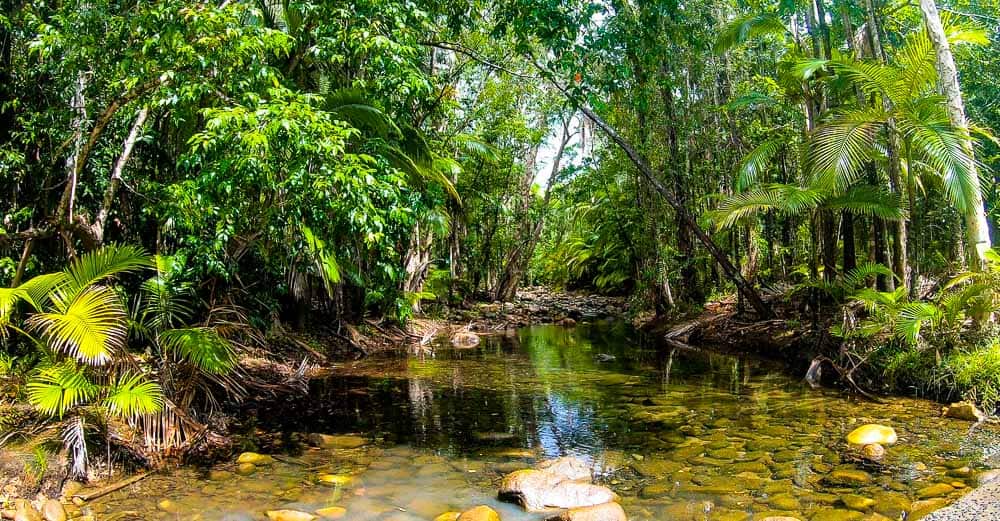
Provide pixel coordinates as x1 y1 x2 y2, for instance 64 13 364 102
919 0 992 268
553 91 773 318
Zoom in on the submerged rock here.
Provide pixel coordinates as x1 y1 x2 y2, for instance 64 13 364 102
451 331 481 347
317 474 353 487
841 494 875 511
545 502 627 521
40 499 67 521
846 424 898 446
824 469 873 487
237 452 275 465
314 506 347 519
236 463 257 476
456 505 501 521
309 434 368 449
266 510 317 521
916 483 955 499
942 401 986 422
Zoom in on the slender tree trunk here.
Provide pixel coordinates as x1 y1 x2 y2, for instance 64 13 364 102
919 0 992 268
92 107 149 246
494 119 572 302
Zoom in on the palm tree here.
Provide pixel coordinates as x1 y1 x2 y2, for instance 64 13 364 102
1 245 245 474
805 25 990 291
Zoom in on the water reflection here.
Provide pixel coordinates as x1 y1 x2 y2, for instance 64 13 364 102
90 323 999 521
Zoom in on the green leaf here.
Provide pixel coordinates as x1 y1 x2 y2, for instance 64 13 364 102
26 363 98 418
27 286 127 366
158 327 237 374
104 373 164 418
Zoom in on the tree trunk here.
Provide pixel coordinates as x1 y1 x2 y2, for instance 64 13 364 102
494 118 572 302
92 108 149 246
919 0 992 268
402 221 435 313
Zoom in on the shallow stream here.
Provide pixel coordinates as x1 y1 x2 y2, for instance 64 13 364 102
87 323 999 520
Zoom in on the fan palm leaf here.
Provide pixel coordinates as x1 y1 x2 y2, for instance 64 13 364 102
735 137 783 190
27 286 128 366
711 183 825 229
894 302 943 345
714 13 788 53
26 362 98 417
897 106 977 212
104 373 164 419
62 244 152 300
808 110 884 190
158 327 237 375
822 185 907 221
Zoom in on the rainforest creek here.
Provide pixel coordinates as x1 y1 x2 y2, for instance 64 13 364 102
4 0 1000 519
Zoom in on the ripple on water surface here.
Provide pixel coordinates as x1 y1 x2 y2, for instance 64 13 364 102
89 323 999 521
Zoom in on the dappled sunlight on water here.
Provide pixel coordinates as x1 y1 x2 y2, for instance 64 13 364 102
88 323 999 520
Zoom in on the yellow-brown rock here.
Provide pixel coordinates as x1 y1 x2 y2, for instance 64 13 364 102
266 510 317 521
456 505 501 521
545 502 627 521
315 506 347 519
846 425 897 446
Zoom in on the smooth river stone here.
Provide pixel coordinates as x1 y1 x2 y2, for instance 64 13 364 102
266 510 317 521
916 483 955 499
545 502 627 521
841 494 875 511
456 506 500 521
824 469 872 487
810 509 864 521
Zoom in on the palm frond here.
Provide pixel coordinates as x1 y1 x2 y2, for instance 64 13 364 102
27 286 127 366
807 111 883 190
104 373 164 419
710 183 824 229
453 134 500 163
63 244 152 299
715 13 788 53
62 416 88 478
842 262 896 289
18 272 69 310
158 327 237 375
823 185 907 221
899 106 977 212
735 137 783 190
26 363 98 417
894 302 942 345
327 89 402 139
830 59 900 102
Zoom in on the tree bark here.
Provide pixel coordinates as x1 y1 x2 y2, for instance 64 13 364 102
494 118 572 302
919 0 992 268
92 107 149 246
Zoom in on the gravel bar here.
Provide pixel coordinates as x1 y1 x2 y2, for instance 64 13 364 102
922 481 1000 521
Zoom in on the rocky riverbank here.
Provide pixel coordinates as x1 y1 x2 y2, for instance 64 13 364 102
443 287 628 332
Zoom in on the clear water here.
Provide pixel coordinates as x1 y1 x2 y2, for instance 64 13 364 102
86 323 998 520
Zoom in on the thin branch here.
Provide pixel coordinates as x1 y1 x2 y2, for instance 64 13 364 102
419 41 537 79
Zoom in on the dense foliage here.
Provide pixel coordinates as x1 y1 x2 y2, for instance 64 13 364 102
2 0 1000 478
